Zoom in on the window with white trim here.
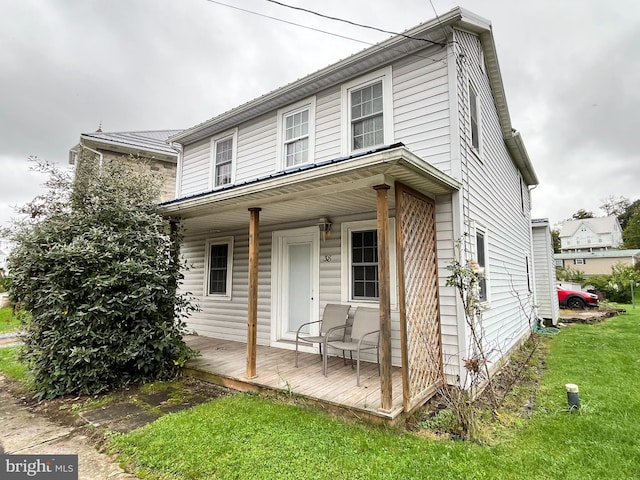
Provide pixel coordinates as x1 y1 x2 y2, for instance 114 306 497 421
351 229 379 300
475 228 488 303
204 237 234 298
341 67 393 154
277 98 316 170
469 82 480 152
210 129 237 188
284 108 309 166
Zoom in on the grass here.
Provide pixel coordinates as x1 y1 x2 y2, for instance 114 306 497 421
0 306 21 334
109 307 640 479
0 346 28 384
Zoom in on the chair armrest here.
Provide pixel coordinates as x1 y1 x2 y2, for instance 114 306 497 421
295 320 322 337
322 324 349 349
358 330 380 347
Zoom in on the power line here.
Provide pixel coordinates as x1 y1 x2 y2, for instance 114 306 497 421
265 0 446 47
204 0 450 66
204 0 373 46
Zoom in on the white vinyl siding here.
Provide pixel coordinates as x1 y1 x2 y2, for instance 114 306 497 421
314 86 341 162
235 113 278 183
179 137 211 196
453 28 533 370
392 52 451 173
532 223 560 324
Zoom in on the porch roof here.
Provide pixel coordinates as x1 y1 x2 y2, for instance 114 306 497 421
160 145 460 232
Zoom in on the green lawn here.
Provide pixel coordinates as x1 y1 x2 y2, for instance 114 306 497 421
109 307 640 479
0 346 27 383
0 306 20 334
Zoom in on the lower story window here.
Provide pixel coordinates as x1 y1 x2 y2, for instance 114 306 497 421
206 238 233 297
351 230 379 299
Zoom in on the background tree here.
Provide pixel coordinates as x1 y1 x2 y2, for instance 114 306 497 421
7 155 196 399
599 195 630 218
618 199 640 231
551 229 561 253
571 209 594 220
622 203 640 249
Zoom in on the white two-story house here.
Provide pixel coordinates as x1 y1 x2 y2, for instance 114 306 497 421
162 7 540 421
559 216 623 253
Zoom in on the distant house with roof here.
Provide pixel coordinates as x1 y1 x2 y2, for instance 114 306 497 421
69 128 182 201
555 249 640 276
559 216 622 253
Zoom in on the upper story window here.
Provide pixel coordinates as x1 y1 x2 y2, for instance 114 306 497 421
204 237 234 298
351 82 383 150
277 97 316 170
341 67 393 155
469 82 481 153
210 129 237 188
285 109 309 166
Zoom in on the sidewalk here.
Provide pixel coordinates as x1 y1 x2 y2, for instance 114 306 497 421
0 375 136 479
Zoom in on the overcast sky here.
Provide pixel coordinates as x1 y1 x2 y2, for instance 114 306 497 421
1 0 638 229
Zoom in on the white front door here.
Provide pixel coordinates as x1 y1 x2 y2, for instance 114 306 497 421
272 227 319 348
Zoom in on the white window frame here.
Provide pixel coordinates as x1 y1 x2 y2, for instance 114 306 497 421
276 97 316 170
574 258 585 265
340 219 397 309
209 128 238 189
204 237 234 299
341 66 394 155
468 81 481 156
473 224 490 305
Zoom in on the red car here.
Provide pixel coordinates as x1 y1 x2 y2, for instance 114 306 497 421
557 286 599 309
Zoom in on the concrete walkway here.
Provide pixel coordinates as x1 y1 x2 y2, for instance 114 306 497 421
0 376 136 480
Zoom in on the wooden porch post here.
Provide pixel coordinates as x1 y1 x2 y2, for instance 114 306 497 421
246 207 261 379
374 184 393 411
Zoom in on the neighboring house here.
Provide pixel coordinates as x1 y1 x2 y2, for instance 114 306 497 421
556 249 640 276
162 7 540 417
69 129 182 202
531 219 560 324
559 216 623 253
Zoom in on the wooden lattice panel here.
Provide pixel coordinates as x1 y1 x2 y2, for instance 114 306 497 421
396 183 442 411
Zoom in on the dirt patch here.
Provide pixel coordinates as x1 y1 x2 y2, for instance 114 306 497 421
408 336 548 440
558 306 623 324
2 375 233 445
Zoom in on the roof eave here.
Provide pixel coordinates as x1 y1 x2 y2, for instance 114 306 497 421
80 134 179 161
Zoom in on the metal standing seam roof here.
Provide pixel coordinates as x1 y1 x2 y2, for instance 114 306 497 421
161 143 410 207
554 249 640 260
166 7 537 186
80 130 183 156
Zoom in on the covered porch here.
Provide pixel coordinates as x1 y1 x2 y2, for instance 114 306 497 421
164 145 461 421
183 335 405 422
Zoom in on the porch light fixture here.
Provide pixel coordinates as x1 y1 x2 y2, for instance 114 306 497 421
318 217 332 242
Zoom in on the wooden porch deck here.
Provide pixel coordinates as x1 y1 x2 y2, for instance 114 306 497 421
182 335 405 422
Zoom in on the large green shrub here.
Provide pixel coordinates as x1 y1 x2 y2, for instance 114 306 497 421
588 263 640 303
7 156 196 399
